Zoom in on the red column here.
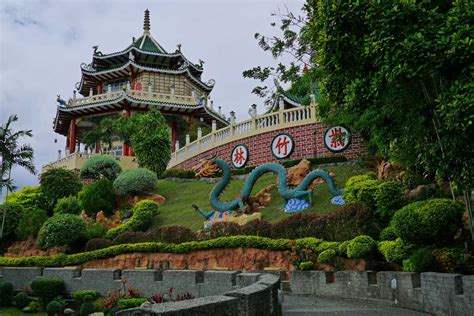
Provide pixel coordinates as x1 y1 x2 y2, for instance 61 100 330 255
95 140 100 153
97 82 102 94
122 108 131 156
69 118 76 154
171 122 178 152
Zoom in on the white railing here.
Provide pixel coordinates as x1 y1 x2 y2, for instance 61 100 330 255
42 152 138 172
168 105 318 168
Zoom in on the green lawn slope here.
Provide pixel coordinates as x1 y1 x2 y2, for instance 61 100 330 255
152 163 369 231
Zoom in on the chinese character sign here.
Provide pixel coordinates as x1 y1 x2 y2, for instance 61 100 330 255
271 133 294 159
324 126 350 152
231 144 249 168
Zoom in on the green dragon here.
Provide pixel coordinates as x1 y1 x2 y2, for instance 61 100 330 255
192 157 344 217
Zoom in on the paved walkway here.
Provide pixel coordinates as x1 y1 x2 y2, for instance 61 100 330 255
282 294 430 316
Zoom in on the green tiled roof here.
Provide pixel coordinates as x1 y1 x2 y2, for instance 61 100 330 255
134 34 165 53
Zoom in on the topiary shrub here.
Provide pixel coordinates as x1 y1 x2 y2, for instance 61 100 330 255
379 225 397 241
37 214 87 250
318 249 336 264
374 181 406 220
112 231 148 244
16 208 49 240
85 238 114 252
46 300 62 316
40 167 82 206
346 235 377 259
73 290 101 303
80 295 96 316
0 281 13 306
53 196 81 215
113 168 158 196
14 292 30 309
378 238 414 263
0 204 21 240
105 200 159 239
30 278 65 306
403 248 436 272
146 226 197 244
298 261 314 271
80 155 122 181
78 178 116 216
241 220 272 237
208 222 242 239
391 199 464 245
343 173 380 209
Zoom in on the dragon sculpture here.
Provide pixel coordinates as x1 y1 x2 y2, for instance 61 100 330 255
192 155 344 220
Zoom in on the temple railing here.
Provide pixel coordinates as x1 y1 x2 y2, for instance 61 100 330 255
42 152 138 172
168 105 317 168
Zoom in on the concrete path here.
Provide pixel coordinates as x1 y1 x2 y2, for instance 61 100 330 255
282 294 430 316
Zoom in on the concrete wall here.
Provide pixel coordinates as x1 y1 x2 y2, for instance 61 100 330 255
289 270 474 316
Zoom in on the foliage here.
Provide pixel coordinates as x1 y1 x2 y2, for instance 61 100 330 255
40 167 82 206
346 235 377 259
16 208 48 240
30 278 65 306
80 155 122 181
86 222 109 240
37 214 87 250
85 238 114 252
146 226 197 244
14 292 30 309
343 174 380 209
105 200 159 239
298 261 314 271
161 169 196 179
113 168 157 196
374 181 406 220
53 196 81 215
337 241 349 256
208 222 242 239
241 220 273 237
73 290 101 303
317 249 336 264
432 247 472 274
26 301 41 313
0 204 21 240
112 231 147 245
391 199 464 245
0 281 13 306
5 186 49 211
289 239 316 267
379 226 397 241
80 295 96 316
46 300 62 316
79 178 116 215
378 238 414 264
118 298 147 310
130 109 171 176
403 248 436 273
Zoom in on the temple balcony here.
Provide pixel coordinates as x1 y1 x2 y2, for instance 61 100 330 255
42 152 138 173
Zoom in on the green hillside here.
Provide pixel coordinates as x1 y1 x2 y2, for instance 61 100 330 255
152 163 369 231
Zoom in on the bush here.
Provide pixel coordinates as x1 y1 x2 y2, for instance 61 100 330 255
30 278 65 306
346 235 377 259
379 226 397 241
37 214 87 250
0 281 13 306
86 222 109 239
80 155 122 181
6 186 49 211
208 222 242 239
79 178 116 216
85 238 114 252
403 248 436 272
241 220 272 237
105 200 159 239
378 238 414 263
343 173 379 208
298 261 314 271
73 290 101 303
391 199 464 245
80 295 96 316
14 292 30 309
40 167 82 206
53 196 81 215
112 231 148 244
118 298 147 310
0 204 21 240
432 247 472 273
146 226 197 244
318 249 336 264
46 300 62 316
113 168 158 196
337 241 349 256
374 181 406 219
16 208 49 240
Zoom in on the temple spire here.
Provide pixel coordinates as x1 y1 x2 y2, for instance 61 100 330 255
143 9 150 34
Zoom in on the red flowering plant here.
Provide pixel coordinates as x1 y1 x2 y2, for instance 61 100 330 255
98 278 143 312
148 288 195 304
289 240 316 269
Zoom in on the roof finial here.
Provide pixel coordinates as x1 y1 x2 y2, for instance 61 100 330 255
143 9 150 34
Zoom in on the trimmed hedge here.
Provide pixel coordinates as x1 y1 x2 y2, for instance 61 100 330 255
37 214 87 250
113 168 157 196
118 298 147 310
80 155 122 181
378 238 414 263
73 290 101 303
346 235 377 259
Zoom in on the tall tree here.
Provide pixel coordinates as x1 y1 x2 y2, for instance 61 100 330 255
0 114 36 238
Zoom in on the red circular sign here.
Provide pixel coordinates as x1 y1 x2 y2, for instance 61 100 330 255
271 133 294 159
323 126 351 152
231 144 249 169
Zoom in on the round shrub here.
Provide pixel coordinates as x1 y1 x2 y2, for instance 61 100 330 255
16 208 49 240
40 167 82 206
146 226 197 244
80 155 122 181
37 214 87 250
0 204 21 240
14 292 30 309
85 238 114 252
46 300 62 316
298 261 314 271
80 295 96 316
0 281 13 306
391 199 464 245
78 178 116 215
374 181 406 219
403 248 436 272
346 235 377 259
343 173 380 208
30 278 65 306
53 196 81 215
378 238 414 263
318 249 336 264
208 222 242 239
379 225 397 241
105 200 159 239
113 168 158 196
73 290 101 303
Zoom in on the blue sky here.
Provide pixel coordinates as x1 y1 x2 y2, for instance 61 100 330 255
0 0 305 190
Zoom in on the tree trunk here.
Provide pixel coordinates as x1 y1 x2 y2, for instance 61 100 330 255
463 189 474 242
0 167 12 239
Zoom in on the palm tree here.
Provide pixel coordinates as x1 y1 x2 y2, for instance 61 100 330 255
0 114 36 238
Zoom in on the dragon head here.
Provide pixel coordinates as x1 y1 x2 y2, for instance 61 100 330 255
192 153 219 178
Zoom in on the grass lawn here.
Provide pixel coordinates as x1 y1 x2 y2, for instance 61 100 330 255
0 308 46 316
153 163 369 231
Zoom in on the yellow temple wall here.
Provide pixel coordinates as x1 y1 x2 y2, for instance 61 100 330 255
135 72 207 97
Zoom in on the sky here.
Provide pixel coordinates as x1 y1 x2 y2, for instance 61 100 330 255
0 0 305 190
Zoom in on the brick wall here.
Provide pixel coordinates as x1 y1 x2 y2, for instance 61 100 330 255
173 122 366 170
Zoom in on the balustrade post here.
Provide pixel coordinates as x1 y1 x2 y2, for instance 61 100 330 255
175 141 180 152
197 127 202 139
310 104 317 120
185 134 190 146
211 120 217 143
278 105 285 125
